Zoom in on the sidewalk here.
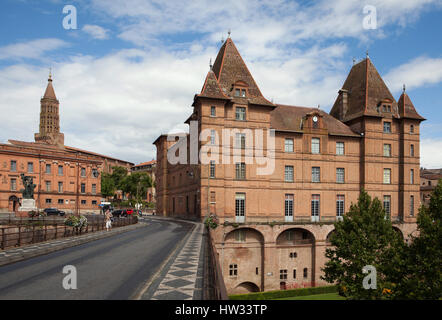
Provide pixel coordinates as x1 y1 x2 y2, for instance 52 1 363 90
138 220 206 300
0 221 146 267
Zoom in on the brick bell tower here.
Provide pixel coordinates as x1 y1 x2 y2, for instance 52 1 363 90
34 71 64 147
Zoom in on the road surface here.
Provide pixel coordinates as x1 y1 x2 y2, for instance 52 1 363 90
0 217 194 299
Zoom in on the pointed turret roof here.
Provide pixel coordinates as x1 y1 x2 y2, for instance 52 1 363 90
198 70 231 100
398 90 425 120
330 58 398 122
43 73 57 100
211 38 274 107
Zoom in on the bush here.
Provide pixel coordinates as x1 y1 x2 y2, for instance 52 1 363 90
64 215 88 232
204 215 218 229
229 285 337 300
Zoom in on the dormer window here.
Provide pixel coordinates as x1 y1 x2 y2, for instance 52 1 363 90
382 105 391 112
241 89 246 97
235 89 240 97
233 81 248 98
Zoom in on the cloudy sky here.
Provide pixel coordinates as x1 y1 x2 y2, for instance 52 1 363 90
0 0 441 167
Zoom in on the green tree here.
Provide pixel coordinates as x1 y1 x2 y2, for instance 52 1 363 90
100 173 116 199
321 189 403 299
391 179 442 299
110 166 128 190
120 172 153 204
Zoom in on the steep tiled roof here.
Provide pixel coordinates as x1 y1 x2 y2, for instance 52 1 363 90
211 38 274 107
271 105 360 137
43 77 57 100
198 70 230 100
330 58 398 122
398 91 425 120
134 160 156 167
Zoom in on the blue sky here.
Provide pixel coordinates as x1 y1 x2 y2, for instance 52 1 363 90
0 0 441 167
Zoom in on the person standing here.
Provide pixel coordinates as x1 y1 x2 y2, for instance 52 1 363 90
105 209 113 231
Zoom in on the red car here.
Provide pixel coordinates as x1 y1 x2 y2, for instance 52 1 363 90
126 209 134 215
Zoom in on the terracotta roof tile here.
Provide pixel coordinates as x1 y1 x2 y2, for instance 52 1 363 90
398 92 425 120
271 104 360 137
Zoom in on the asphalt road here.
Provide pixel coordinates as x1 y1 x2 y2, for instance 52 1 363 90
0 217 193 300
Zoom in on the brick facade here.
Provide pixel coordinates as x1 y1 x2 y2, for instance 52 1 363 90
154 38 425 293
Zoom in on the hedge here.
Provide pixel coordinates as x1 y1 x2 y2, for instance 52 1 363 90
229 285 338 300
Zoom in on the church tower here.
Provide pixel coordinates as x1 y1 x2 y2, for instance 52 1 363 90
34 72 64 147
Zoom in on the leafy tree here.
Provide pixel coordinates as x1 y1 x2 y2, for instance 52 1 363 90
321 189 403 299
120 172 153 203
391 179 442 299
100 173 116 199
110 166 128 190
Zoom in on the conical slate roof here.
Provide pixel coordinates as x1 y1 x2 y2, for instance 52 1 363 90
330 58 398 122
398 91 425 120
211 38 274 107
43 76 57 100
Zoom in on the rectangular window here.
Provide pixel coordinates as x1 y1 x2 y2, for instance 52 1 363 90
235 229 246 242
81 168 86 177
45 181 51 192
303 268 308 279
10 178 17 191
383 195 391 218
410 144 414 157
58 199 64 204
210 130 216 145
285 138 294 152
383 144 391 157
337 195 345 217
209 161 215 178
92 168 98 178
58 182 63 193
92 184 97 194
81 200 87 205
58 165 63 176
280 270 288 280
336 142 344 155
27 162 34 173
410 169 414 185
235 107 246 121
285 194 294 222
46 164 51 174
235 163 246 180
383 122 391 133
311 194 320 221
210 106 216 117
92 200 97 205
235 193 245 223
410 195 414 217
293 269 297 279
235 88 241 97
311 138 320 154
285 166 294 182
312 167 320 183
241 89 246 97
210 191 216 203
46 199 52 204
336 168 345 183
235 133 246 149
410 124 414 133
383 169 391 184
81 183 86 193
10 160 17 172
229 264 238 276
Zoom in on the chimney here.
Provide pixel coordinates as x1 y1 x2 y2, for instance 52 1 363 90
338 89 349 120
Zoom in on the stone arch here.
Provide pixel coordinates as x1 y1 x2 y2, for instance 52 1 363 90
392 226 404 240
8 195 19 212
223 227 265 293
232 281 260 294
325 229 336 245
276 227 315 245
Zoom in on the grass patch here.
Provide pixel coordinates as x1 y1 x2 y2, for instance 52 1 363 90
229 285 338 300
277 292 345 300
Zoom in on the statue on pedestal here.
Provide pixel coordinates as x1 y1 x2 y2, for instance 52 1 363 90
20 173 36 199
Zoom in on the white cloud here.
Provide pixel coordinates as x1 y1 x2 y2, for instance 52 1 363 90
384 56 442 93
421 138 442 169
0 38 68 60
82 24 110 40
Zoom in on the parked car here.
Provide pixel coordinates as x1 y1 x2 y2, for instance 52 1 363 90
43 208 65 217
126 209 134 215
111 209 125 218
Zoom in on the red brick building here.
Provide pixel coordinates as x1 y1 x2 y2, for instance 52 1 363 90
0 74 133 214
154 38 425 293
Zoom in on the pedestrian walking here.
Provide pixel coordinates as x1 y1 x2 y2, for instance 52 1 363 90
105 209 113 231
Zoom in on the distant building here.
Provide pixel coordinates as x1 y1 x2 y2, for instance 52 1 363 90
0 74 133 214
131 160 156 203
420 168 442 206
154 38 424 294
